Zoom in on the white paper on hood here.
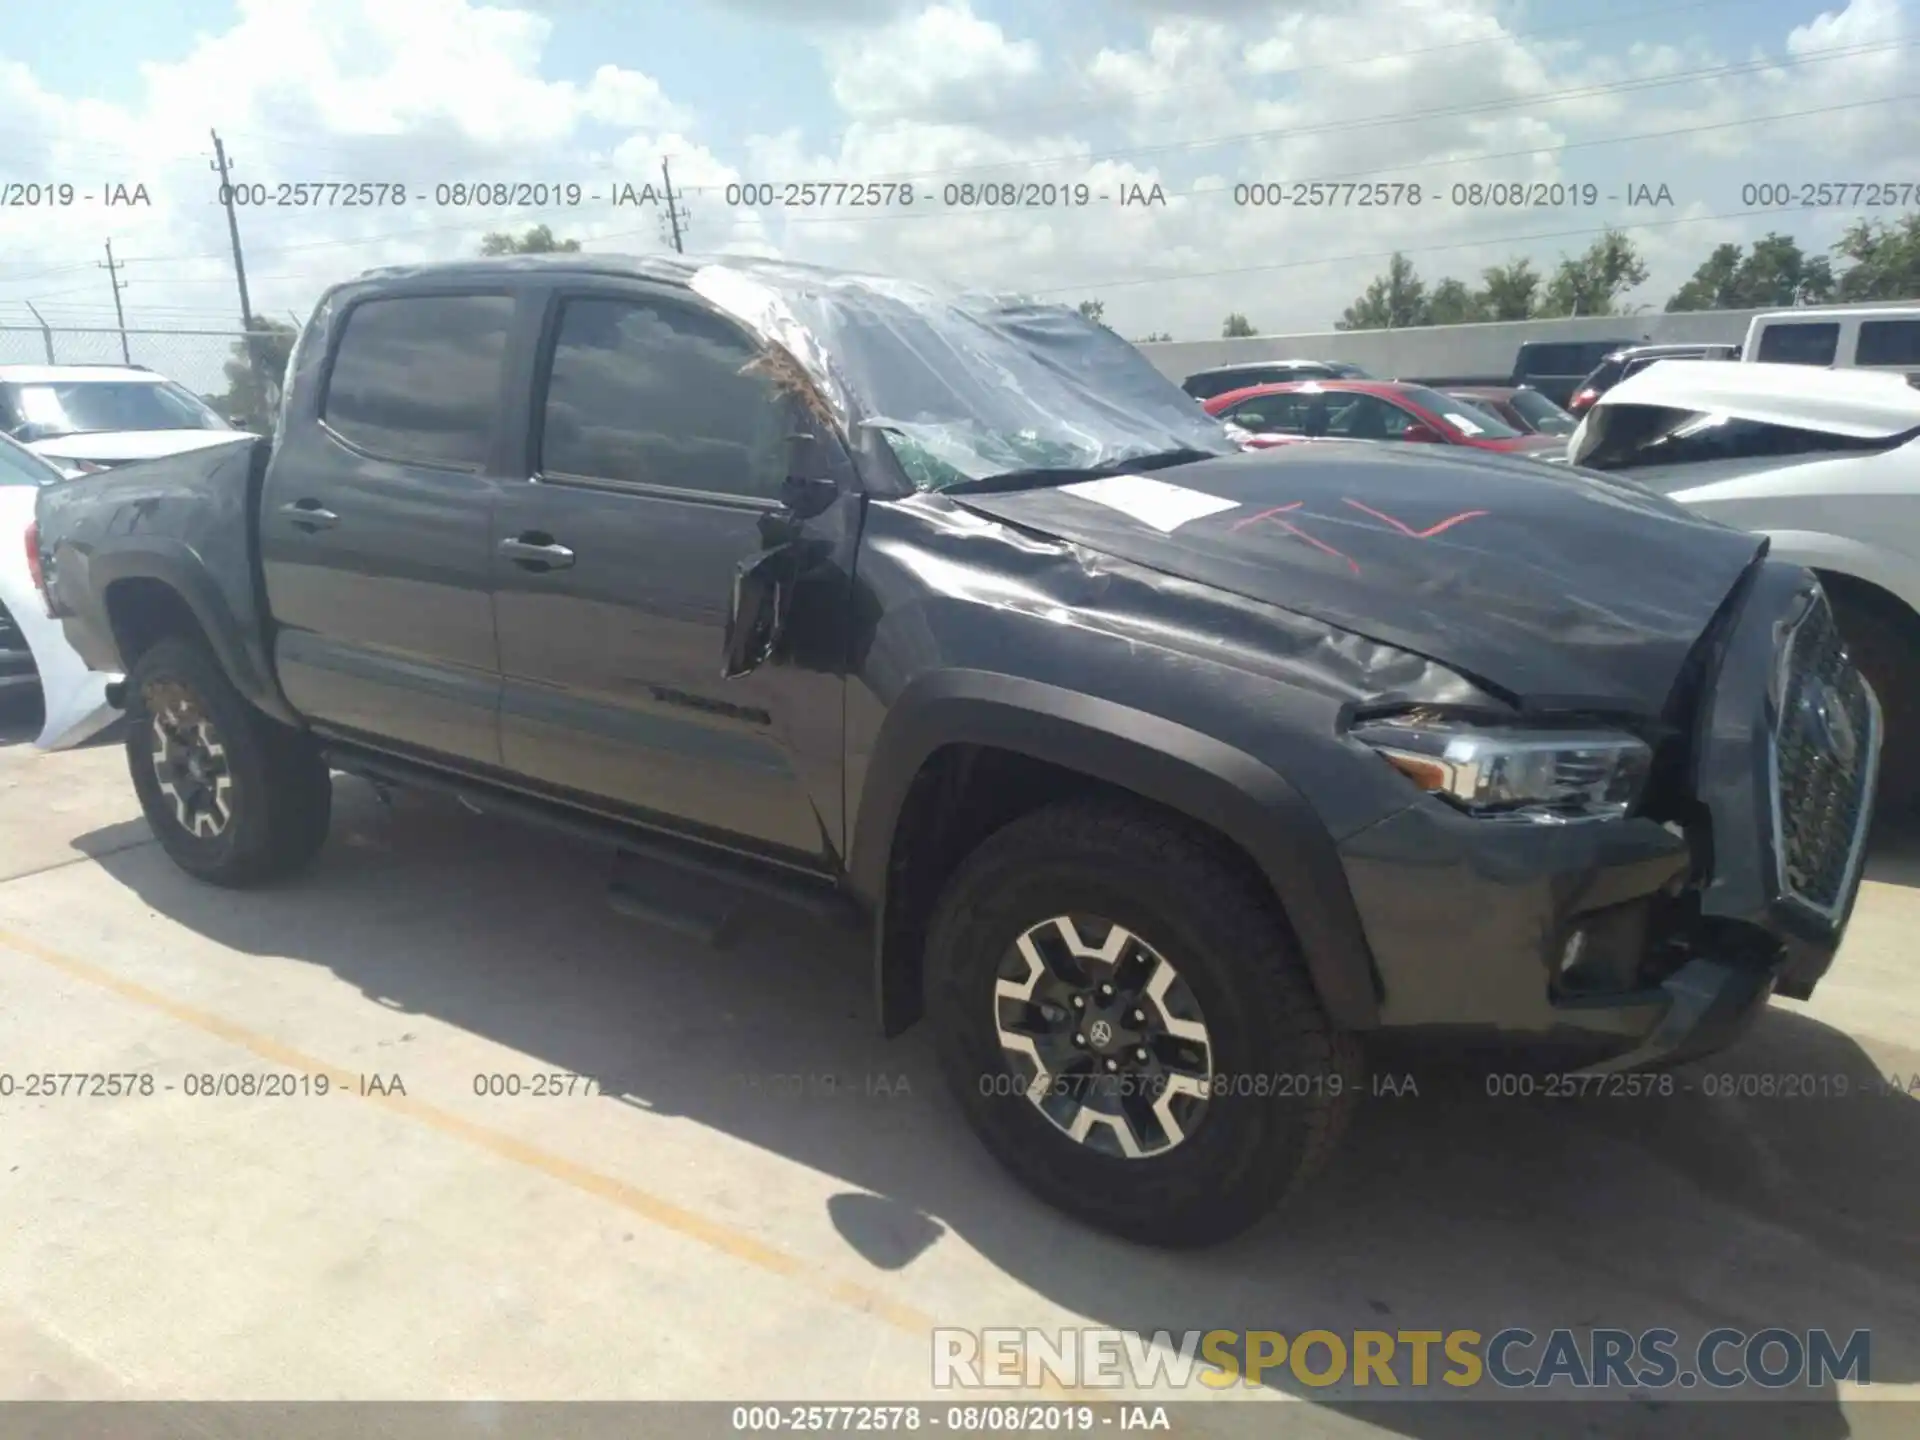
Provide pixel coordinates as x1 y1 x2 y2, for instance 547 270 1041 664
1058 474 1241 533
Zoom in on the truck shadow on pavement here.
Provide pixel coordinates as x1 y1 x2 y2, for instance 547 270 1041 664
77 780 1920 1438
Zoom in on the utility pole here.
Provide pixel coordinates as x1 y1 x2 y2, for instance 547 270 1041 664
660 157 685 255
209 130 255 332
99 238 131 364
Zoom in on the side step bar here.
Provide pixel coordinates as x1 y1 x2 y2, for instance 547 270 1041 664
325 746 865 947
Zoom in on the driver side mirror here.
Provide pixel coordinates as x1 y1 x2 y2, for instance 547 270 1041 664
780 430 840 519
722 547 795 680
1400 423 1446 443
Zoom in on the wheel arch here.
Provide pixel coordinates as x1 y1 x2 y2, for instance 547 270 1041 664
94 550 298 726
848 671 1383 1037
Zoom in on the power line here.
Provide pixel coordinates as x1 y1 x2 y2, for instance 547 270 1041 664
0 31 1900 282
682 37 1912 190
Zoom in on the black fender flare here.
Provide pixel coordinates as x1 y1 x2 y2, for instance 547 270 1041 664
847 670 1382 1033
86 544 300 727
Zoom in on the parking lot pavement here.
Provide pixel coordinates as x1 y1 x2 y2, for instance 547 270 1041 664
0 705 1917 1435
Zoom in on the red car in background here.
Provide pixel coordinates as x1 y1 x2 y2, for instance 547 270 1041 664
1204 379 1570 459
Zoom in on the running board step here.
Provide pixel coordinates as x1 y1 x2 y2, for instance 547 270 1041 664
606 838 864 950
608 848 745 947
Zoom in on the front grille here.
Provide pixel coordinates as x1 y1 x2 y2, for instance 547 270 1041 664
1772 591 1876 916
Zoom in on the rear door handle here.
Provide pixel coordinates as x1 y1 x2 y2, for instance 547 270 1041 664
499 534 575 571
280 499 338 531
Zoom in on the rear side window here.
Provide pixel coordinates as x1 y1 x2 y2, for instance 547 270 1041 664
539 295 791 500
1857 320 1920 367
322 294 514 467
1755 322 1839 366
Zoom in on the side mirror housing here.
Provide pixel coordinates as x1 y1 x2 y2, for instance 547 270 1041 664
780 430 841 519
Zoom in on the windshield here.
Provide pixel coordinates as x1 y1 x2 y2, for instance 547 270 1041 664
690 266 1240 490
1507 389 1577 435
1398 385 1525 439
0 434 64 486
2 379 229 442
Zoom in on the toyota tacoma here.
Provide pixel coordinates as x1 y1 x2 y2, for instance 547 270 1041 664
32 254 1881 1247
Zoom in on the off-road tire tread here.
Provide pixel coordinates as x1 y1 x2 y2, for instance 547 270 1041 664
925 796 1361 1248
124 637 331 887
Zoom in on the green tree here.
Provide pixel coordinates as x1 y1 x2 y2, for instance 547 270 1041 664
1076 299 1107 325
1666 233 1835 311
1136 330 1172 342
1476 258 1541 320
1832 212 1920 301
1221 312 1257 337
1425 277 1488 325
479 224 582 255
1535 229 1649 317
204 316 299 434
1335 252 1427 330
1664 242 1744 311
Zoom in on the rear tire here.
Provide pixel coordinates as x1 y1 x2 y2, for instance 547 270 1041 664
925 798 1361 1248
124 637 332 886
1830 595 1920 814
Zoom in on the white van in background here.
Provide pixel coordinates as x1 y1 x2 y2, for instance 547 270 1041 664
1742 305 1920 378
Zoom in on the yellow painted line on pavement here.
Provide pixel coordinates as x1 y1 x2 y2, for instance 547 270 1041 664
0 923 965 1342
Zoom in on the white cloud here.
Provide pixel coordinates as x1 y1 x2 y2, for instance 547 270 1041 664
0 0 1914 369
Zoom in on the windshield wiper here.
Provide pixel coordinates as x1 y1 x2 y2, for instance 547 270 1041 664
941 447 1219 495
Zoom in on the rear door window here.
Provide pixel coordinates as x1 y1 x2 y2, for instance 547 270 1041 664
1856 320 1920 367
1755 322 1840 366
322 293 514 467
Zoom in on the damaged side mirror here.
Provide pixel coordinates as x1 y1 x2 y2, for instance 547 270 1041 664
779 429 840 519
723 546 796 680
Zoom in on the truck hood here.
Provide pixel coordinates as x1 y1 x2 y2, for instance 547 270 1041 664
944 444 1765 714
27 429 246 467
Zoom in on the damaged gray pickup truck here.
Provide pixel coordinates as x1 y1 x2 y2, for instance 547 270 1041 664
32 254 1882 1247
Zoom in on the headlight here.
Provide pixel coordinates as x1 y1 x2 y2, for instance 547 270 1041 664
1350 712 1652 823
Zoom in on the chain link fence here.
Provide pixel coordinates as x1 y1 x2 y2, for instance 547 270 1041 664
0 324 285 433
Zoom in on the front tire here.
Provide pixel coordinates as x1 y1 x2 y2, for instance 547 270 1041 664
124 637 332 886
925 798 1361 1248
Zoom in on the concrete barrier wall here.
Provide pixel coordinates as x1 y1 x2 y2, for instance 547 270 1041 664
1132 302 1914 385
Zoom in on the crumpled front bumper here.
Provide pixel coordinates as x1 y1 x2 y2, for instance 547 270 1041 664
1336 559 1879 1071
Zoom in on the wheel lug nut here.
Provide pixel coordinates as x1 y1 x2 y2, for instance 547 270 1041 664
1131 1010 1145 1024
1135 1047 1149 1061
1073 1033 1086 1047
1105 1059 1118 1072
1072 996 1085 1009
1100 984 1114 997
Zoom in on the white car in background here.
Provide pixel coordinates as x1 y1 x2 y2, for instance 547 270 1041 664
0 434 118 748
1570 360 1920 807
0 363 241 475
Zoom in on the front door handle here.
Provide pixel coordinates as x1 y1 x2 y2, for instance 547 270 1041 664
499 534 575 571
280 499 338 531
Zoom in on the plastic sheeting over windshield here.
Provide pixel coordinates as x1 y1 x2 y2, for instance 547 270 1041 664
687 260 1239 489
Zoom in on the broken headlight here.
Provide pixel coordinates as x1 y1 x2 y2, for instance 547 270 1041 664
1351 713 1652 823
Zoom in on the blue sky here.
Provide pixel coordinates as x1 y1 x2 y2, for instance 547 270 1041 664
2 0 1913 364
